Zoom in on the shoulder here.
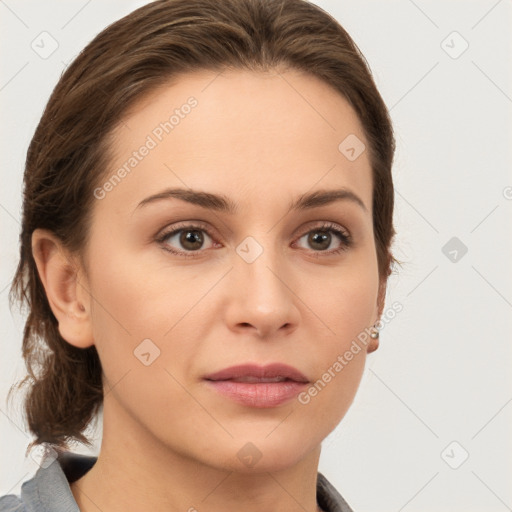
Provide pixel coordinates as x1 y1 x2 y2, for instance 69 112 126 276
0 451 97 512
0 495 24 512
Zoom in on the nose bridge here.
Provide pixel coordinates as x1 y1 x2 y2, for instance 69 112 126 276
235 233 288 307
226 230 301 336
215 202 307 336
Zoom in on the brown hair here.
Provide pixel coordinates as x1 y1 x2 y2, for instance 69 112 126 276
8 0 398 451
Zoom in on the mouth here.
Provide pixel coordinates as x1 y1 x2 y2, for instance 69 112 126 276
203 363 309 408
204 362 309 383
221 376 294 383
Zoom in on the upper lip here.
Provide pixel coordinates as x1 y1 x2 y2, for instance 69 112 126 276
204 363 309 383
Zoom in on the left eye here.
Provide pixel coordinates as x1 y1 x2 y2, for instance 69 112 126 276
295 225 351 253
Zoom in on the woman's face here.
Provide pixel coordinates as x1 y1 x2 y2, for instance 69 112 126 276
77 69 383 471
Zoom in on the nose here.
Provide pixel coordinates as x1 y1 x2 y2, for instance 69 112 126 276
223 240 300 339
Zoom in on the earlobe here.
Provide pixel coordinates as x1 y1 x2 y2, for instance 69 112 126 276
31 229 94 349
366 330 379 354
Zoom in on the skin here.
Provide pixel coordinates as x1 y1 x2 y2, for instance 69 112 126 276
32 68 386 512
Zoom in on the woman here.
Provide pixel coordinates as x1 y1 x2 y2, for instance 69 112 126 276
2 0 397 510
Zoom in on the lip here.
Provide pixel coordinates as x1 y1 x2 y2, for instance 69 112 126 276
204 363 309 383
203 363 309 408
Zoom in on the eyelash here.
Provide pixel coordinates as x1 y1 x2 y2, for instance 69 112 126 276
155 221 353 259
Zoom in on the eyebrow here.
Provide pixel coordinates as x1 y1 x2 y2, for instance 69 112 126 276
134 187 368 214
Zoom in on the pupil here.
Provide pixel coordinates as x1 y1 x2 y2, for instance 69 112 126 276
310 231 329 250
182 230 203 249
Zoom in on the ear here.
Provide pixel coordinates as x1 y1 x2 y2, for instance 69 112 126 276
31 228 94 348
366 277 387 354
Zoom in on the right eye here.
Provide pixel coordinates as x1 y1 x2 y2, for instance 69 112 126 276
156 222 219 258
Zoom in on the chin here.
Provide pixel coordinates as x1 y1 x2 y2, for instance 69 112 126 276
206 435 319 474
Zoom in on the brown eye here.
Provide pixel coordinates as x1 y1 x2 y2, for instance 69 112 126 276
295 223 352 255
177 229 205 251
157 223 216 258
307 230 332 251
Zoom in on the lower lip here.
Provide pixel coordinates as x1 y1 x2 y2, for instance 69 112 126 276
205 380 308 408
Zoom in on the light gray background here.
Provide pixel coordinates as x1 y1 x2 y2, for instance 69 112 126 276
1 1 511 511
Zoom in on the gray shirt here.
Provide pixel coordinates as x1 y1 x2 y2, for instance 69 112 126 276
0 452 355 511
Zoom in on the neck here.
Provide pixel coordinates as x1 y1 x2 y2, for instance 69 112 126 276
71 398 324 512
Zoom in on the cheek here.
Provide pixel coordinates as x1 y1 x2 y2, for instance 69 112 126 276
84 240 165 377
87 224 178 334
301 256 378 405
297 291 372 435
85 237 211 392
308 253 378 344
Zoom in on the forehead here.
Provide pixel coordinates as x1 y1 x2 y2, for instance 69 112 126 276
97 68 372 217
